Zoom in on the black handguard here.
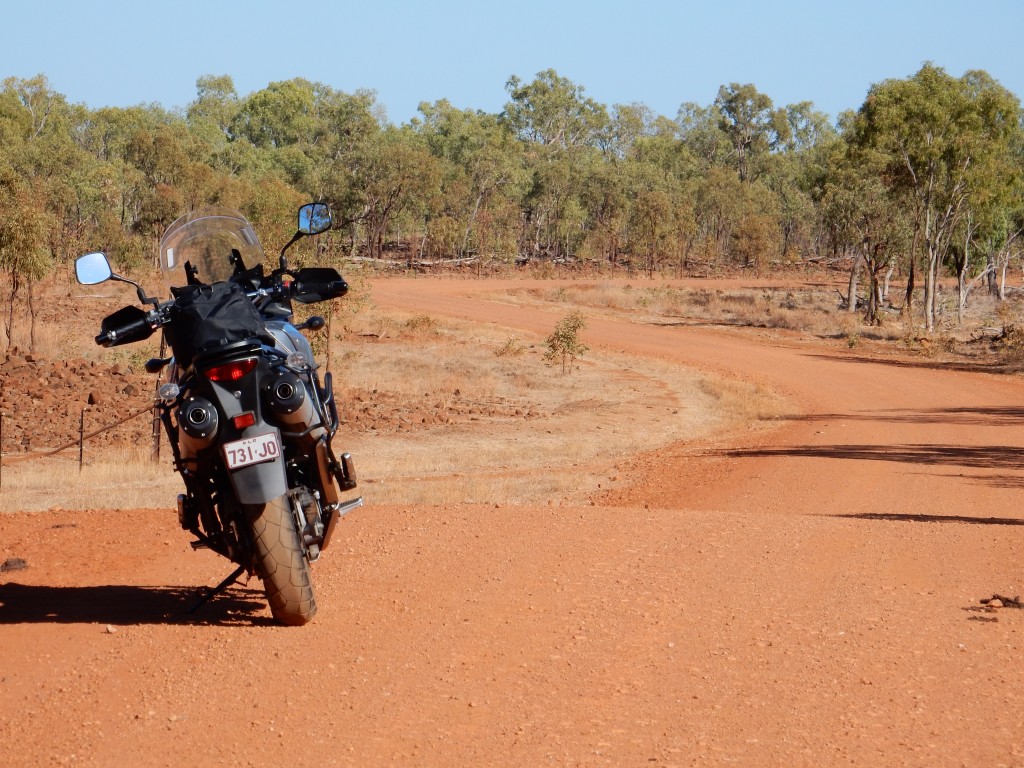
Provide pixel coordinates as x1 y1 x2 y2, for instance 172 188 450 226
97 305 156 347
291 267 349 303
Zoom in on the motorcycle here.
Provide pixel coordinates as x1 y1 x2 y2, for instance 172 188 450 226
75 203 360 625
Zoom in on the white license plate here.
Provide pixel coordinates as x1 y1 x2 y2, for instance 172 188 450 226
223 433 280 470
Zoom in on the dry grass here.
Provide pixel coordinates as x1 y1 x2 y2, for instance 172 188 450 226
512 283 846 335
0 446 180 513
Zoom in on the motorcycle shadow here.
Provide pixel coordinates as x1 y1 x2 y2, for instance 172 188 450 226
0 582 276 626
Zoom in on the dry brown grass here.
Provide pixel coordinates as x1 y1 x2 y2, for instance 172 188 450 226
509 283 846 336
0 446 179 513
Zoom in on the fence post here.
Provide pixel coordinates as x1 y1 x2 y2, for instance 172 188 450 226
152 405 161 462
78 408 86 472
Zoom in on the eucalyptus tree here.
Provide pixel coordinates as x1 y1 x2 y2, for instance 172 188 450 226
767 101 839 261
714 83 790 183
694 167 745 262
731 181 783 270
577 156 636 264
187 74 241 147
347 127 442 261
300 85 381 198
229 78 320 150
953 71 1024 309
675 102 726 170
413 99 527 262
0 171 51 349
300 86 384 258
503 69 608 149
679 88 830 266
220 77 384 253
0 75 92 346
821 142 912 322
971 188 1024 301
625 160 680 276
502 70 609 260
599 102 659 160
851 63 1022 330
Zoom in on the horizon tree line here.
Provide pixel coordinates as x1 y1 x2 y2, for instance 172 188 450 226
1 63 1022 348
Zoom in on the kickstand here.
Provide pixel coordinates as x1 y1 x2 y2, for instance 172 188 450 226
188 564 247 614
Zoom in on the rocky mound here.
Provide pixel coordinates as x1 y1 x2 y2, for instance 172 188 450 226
0 351 539 458
0 352 154 454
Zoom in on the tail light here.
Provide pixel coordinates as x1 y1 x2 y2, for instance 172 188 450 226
204 357 258 382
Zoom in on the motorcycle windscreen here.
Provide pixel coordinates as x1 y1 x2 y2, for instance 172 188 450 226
160 207 266 285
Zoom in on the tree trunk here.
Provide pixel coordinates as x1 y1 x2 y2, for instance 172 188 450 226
27 277 37 352
4 273 20 351
903 225 919 322
847 251 864 313
883 262 895 303
864 245 886 324
924 251 937 332
987 250 998 297
865 263 878 324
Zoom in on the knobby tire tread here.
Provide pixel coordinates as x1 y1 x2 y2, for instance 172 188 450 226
249 495 317 625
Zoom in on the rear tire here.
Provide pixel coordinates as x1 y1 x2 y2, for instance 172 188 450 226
248 495 317 625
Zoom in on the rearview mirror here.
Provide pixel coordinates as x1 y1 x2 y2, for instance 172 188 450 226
297 203 331 235
75 252 113 285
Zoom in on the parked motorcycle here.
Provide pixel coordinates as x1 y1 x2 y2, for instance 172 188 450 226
75 203 360 625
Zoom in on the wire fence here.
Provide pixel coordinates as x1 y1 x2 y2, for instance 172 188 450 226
0 406 155 489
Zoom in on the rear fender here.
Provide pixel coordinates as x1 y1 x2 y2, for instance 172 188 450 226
226 428 288 505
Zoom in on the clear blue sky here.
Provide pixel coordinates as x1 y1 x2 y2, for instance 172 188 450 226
3 0 1022 124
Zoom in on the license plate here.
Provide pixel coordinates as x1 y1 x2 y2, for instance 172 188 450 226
223 433 280 470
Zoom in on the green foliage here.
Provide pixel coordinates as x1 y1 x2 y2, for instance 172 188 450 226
544 311 588 373
0 66 1018 337
849 63 1024 329
714 83 790 183
503 69 608 149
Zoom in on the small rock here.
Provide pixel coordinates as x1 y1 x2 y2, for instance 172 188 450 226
105 625 117 634
1 557 27 572
989 599 1004 609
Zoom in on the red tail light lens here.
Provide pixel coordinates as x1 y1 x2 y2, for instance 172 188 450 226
232 412 257 430
204 358 258 382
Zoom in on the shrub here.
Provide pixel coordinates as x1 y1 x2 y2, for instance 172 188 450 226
544 312 588 373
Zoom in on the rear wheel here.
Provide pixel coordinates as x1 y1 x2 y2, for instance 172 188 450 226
248 495 317 625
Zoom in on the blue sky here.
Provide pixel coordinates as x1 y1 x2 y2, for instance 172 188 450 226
3 0 1022 125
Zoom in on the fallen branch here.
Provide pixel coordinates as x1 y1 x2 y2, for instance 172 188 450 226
980 594 1024 608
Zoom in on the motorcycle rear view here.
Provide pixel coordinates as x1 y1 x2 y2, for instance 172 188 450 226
75 203 361 625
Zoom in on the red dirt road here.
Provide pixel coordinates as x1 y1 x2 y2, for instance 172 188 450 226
3 277 1024 767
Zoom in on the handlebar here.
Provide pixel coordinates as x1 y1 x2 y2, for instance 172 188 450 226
96 307 163 347
94 265 346 347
